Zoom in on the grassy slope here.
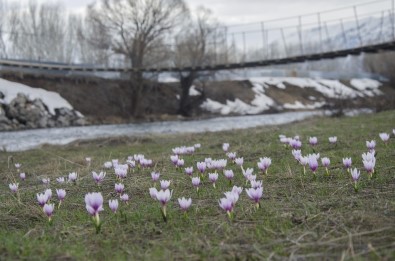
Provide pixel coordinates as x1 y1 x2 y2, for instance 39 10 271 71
0 111 394 260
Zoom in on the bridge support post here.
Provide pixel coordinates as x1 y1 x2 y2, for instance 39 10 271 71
353 6 363 47
298 16 304 55
242 32 246 63
280 28 289 58
392 0 395 41
317 12 323 53
340 19 348 47
261 22 266 59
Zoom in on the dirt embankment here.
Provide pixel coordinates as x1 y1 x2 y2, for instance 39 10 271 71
1 71 395 125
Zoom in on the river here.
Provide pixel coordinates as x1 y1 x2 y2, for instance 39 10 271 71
0 111 324 151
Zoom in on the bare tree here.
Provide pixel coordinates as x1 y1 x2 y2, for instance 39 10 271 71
174 7 227 116
86 0 188 116
0 0 7 57
8 0 71 62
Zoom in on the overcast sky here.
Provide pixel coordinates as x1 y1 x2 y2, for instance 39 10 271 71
7 0 391 26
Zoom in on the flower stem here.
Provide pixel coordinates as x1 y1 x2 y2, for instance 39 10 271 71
161 206 167 223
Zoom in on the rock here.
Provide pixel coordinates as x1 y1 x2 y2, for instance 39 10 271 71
7 93 49 127
73 117 87 126
1 93 85 130
55 115 71 127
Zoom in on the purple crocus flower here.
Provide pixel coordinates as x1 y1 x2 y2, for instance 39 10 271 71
232 186 243 195
362 152 375 162
224 170 234 180
56 189 66 202
120 194 129 203
246 187 263 208
379 133 390 143
309 137 318 146
160 180 171 190
242 168 254 179
45 189 52 200
363 160 375 175
184 167 193 176
92 171 106 184
197 162 206 173
43 203 55 221
112 159 119 167
292 150 302 161
192 177 200 188
219 197 234 218
209 173 219 188
224 191 239 205
68 172 78 182
343 158 352 171
227 152 237 161
235 157 244 166
156 189 172 206
109 199 119 213
250 180 263 189
257 157 272 174
115 167 127 179
140 159 153 168
366 140 376 152
149 187 158 199
178 197 192 211
19 173 26 181
56 177 65 183
321 157 330 168
329 136 337 144
350 168 360 182
127 160 136 169
151 172 160 182
308 156 318 173
115 183 124 194
103 161 112 169
85 192 104 216
37 193 49 207
170 155 179 165
222 143 230 152
176 159 185 168
290 139 302 149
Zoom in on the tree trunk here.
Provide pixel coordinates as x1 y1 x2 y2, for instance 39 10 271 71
130 71 144 117
178 72 196 116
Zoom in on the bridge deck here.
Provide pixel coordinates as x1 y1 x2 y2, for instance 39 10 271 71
0 41 394 73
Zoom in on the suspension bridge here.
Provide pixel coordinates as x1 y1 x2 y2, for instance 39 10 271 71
0 0 394 74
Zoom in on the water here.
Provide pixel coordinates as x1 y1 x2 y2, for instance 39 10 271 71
0 111 323 152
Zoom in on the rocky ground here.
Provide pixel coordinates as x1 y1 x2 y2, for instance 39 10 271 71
0 71 394 130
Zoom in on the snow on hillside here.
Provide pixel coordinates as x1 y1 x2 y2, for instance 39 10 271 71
0 78 75 115
200 77 383 115
200 81 275 115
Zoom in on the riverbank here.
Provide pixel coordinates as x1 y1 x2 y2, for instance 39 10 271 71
1 71 394 128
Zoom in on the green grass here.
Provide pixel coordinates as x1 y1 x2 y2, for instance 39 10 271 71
1 111 395 260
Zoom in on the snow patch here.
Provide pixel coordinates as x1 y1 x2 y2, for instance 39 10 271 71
189 85 201 96
284 101 325 110
0 78 74 115
200 81 275 115
158 75 179 83
350 79 382 97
